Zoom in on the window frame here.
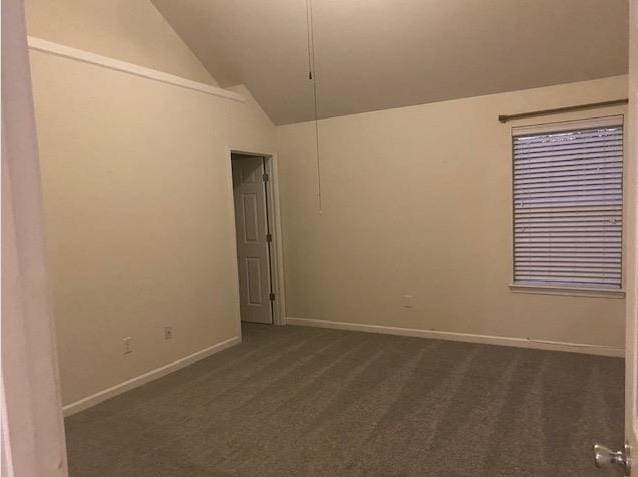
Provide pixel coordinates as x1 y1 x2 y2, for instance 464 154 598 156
508 115 626 299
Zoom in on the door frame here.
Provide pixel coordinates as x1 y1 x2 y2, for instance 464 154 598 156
227 147 287 326
626 0 638 453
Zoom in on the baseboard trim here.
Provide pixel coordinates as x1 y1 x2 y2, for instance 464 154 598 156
62 336 241 417
286 317 624 358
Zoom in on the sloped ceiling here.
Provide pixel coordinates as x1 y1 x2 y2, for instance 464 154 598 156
153 0 629 125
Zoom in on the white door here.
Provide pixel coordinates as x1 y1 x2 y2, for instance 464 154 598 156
232 155 273 324
596 3 637 474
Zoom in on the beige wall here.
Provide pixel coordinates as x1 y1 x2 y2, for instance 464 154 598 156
25 0 217 85
27 2 275 405
277 75 628 349
26 0 629 407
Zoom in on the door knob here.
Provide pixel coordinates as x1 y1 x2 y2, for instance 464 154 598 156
593 443 631 475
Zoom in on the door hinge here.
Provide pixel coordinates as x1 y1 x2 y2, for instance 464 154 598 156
266 233 272 243
263 173 269 182
269 293 275 301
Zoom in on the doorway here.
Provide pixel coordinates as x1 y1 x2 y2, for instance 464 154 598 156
231 152 282 325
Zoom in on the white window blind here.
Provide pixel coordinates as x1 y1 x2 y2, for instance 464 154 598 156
513 116 623 290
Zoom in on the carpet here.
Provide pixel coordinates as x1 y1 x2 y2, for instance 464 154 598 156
65 323 624 476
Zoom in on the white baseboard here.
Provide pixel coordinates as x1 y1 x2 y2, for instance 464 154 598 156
286 317 624 358
62 336 241 417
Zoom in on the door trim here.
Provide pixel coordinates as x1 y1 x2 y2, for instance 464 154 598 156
625 0 638 450
227 147 287 325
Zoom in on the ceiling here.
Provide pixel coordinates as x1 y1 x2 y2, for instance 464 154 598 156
153 0 629 125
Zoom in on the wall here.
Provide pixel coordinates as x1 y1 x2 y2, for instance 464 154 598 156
25 0 629 408
26 1 276 406
277 75 628 350
25 0 217 85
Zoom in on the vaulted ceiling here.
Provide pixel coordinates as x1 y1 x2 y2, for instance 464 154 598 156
153 0 629 125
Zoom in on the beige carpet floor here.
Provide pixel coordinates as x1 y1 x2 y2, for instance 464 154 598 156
65 323 624 476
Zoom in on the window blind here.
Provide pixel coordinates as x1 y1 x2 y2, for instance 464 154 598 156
513 118 623 290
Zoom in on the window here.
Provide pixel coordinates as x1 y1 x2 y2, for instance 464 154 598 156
512 116 623 292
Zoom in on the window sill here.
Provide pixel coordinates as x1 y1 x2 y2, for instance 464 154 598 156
509 283 625 299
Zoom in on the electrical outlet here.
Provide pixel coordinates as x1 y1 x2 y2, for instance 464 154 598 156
122 337 132 354
401 294 415 309
164 326 173 340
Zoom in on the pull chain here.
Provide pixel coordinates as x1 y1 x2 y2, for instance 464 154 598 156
306 0 323 213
